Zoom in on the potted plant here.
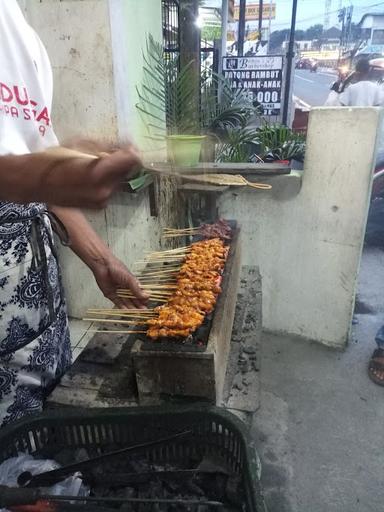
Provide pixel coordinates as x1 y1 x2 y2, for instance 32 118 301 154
254 124 306 168
136 35 257 167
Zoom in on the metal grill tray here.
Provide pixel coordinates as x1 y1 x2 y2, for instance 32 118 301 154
139 221 239 353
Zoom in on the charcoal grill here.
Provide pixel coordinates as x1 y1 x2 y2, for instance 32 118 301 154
132 227 242 405
0 405 265 512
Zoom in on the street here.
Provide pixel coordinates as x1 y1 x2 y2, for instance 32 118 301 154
293 68 337 107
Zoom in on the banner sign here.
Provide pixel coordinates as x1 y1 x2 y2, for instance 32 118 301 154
234 3 276 21
223 56 283 116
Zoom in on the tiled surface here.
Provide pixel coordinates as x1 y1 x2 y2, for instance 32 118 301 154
71 347 83 362
68 318 94 361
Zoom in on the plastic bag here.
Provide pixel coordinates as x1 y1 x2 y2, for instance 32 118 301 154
0 453 89 511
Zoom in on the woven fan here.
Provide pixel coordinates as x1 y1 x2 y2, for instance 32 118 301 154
181 173 272 190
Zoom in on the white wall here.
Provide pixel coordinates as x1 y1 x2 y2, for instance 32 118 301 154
218 108 381 348
22 0 164 316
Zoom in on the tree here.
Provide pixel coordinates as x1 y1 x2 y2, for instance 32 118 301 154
269 29 291 50
295 29 306 41
305 24 324 41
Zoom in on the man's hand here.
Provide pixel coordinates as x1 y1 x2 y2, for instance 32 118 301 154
0 146 142 209
91 255 149 309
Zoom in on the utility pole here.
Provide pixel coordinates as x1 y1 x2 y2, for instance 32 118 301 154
258 0 263 44
267 0 272 53
220 0 229 72
238 0 246 56
282 0 298 125
179 0 201 130
324 0 332 31
345 5 353 47
338 6 346 56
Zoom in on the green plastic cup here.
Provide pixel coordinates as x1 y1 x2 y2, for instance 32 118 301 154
167 135 206 168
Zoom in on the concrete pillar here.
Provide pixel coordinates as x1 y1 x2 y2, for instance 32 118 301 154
218 107 382 348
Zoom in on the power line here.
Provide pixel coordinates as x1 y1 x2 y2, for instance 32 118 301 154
271 1 384 28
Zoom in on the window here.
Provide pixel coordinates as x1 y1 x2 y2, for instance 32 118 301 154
360 28 371 41
162 0 179 52
372 29 384 45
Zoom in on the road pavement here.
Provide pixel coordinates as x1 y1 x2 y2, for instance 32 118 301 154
293 68 337 107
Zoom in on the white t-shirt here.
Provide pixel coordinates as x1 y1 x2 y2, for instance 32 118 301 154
0 0 58 156
324 90 341 107
340 80 384 107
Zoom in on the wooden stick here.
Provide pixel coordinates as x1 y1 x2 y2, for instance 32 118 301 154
134 284 178 289
118 290 172 295
83 317 147 325
138 278 176 283
117 296 168 303
162 234 195 238
164 227 198 232
86 311 155 319
146 246 191 254
163 231 197 236
87 330 147 334
138 269 180 275
87 308 155 314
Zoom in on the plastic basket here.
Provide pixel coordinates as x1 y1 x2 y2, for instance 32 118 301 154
0 405 266 511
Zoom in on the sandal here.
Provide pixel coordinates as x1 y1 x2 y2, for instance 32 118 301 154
368 348 384 386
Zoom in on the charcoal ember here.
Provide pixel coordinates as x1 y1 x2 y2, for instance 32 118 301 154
129 458 154 474
113 487 136 500
195 473 228 499
225 475 243 506
38 442 247 511
197 456 231 476
196 506 210 512
52 447 90 466
92 486 111 497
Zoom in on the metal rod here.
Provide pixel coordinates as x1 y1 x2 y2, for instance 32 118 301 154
282 0 298 125
19 430 192 488
238 0 246 56
47 495 225 508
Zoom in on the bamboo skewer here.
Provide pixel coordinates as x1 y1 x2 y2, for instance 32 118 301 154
83 318 147 325
87 308 155 315
87 330 147 334
145 246 191 254
136 264 182 269
86 311 156 319
164 227 199 233
131 285 178 289
118 291 172 297
139 269 179 274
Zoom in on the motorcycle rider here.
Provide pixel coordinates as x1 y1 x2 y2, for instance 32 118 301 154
340 58 384 106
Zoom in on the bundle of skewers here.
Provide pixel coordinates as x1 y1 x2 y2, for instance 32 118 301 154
163 219 232 240
85 237 229 341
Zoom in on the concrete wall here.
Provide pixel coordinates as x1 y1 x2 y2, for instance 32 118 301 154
218 108 381 349
21 0 165 315
109 0 164 148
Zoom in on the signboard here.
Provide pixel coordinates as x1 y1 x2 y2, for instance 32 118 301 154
234 3 276 21
223 56 283 116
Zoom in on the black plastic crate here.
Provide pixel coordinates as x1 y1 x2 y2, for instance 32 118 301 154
0 405 266 511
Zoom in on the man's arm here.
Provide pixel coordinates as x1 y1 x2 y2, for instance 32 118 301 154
50 206 148 309
0 148 141 209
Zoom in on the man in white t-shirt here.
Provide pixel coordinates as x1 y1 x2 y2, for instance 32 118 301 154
340 59 384 107
0 1 148 426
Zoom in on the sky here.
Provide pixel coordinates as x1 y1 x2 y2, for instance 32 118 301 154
205 0 384 30
269 0 384 30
